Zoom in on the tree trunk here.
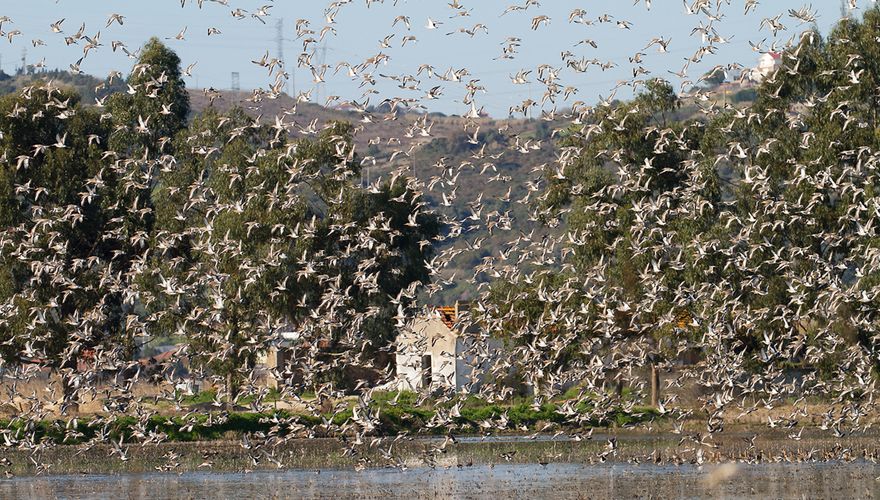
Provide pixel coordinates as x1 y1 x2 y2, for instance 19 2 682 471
225 371 236 412
225 313 239 412
650 363 660 408
60 369 80 415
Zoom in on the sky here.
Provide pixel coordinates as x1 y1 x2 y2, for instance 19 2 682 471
0 0 868 117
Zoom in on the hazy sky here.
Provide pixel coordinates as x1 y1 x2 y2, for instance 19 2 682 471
0 0 865 117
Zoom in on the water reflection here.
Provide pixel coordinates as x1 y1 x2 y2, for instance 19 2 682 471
2 462 878 499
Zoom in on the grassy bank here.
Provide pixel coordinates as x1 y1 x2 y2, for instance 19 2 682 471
0 391 659 446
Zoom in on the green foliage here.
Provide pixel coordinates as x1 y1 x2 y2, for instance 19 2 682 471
0 38 442 409
0 83 133 381
731 88 757 103
691 7 880 370
489 78 722 378
701 67 726 87
106 37 190 157
0 388 660 445
145 104 441 395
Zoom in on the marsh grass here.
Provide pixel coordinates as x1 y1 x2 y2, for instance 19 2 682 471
0 390 662 452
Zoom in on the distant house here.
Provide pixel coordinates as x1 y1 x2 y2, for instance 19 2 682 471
396 302 501 392
749 52 781 83
261 331 308 389
133 344 193 388
261 332 384 392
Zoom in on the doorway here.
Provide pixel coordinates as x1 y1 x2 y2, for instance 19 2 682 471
421 354 432 388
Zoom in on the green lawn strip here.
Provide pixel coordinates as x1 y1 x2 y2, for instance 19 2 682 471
0 392 659 445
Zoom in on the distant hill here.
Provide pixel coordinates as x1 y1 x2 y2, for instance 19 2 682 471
187 88 565 304
0 69 126 104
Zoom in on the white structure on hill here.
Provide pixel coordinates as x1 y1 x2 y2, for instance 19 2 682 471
396 302 501 392
749 52 781 83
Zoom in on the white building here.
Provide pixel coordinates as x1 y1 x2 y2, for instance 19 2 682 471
259 330 303 389
749 52 781 83
396 302 501 392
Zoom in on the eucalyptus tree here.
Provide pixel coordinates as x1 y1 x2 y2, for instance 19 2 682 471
148 108 300 404
95 38 193 377
106 37 190 157
149 110 440 402
0 84 117 410
698 9 880 391
506 79 722 405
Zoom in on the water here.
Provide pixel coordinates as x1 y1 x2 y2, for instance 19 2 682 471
3 462 878 499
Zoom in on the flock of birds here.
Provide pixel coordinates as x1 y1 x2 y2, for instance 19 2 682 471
2 0 880 475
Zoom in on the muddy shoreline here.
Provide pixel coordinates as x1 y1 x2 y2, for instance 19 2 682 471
2 429 880 477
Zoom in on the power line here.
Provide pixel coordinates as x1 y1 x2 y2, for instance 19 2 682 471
317 42 328 104
276 18 290 96
231 71 240 93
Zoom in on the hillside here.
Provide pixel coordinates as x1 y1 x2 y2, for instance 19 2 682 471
0 71 755 304
0 69 126 104
186 88 565 304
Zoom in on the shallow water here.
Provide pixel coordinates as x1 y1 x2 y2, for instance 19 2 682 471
3 462 878 500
